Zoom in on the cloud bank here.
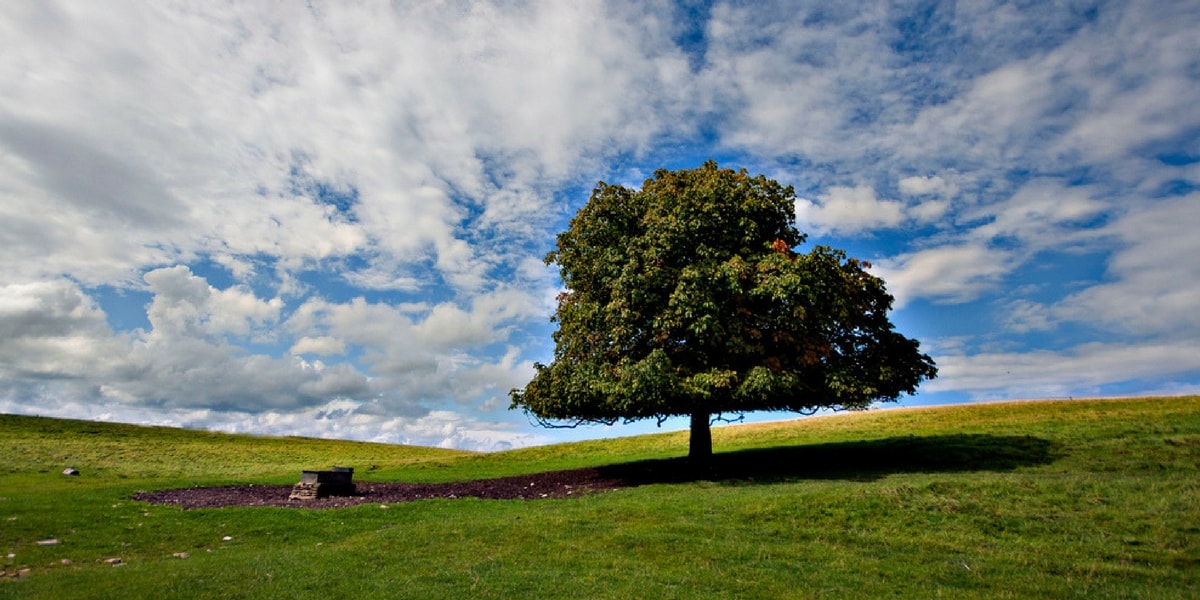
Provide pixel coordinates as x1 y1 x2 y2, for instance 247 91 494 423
1 1 1198 448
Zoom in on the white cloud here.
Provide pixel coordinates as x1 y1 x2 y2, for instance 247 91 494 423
1051 3 1200 164
280 287 542 414
981 192 1200 345
0 280 106 339
873 175 1115 308
703 2 900 163
0 1 692 293
797 185 906 234
0 275 372 413
0 280 126 379
1 2 1198 448
143 266 283 338
899 175 958 198
1054 193 1200 337
873 243 1016 307
966 179 1108 249
0 392 552 452
927 340 1200 399
1002 299 1056 334
0 1 694 446
289 336 346 357
891 0 1200 181
898 175 956 222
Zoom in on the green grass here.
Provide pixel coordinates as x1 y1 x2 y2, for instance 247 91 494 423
2 397 1198 598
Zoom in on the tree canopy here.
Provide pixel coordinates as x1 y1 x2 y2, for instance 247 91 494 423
510 162 937 466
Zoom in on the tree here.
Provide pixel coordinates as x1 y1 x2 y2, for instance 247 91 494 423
510 162 937 468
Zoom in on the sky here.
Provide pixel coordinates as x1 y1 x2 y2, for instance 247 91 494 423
1 1 1198 451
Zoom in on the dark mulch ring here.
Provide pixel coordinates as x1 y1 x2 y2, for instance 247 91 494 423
132 467 640 509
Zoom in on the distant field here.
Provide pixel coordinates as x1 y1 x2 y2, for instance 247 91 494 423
2 396 1198 598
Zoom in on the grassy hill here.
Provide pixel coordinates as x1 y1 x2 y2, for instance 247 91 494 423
1 396 1198 598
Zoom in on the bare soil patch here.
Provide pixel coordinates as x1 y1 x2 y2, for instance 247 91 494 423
133 466 637 509
133 433 1058 509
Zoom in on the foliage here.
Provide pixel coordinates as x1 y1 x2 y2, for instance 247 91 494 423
510 162 936 461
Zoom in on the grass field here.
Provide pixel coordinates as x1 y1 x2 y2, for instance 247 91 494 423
2 396 1198 598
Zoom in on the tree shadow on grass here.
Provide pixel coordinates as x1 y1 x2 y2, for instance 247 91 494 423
131 434 1062 507
596 434 1061 486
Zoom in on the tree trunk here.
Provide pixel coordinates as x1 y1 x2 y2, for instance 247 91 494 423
688 412 713 473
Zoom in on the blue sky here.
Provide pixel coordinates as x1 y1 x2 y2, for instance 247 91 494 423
1 1 1197 450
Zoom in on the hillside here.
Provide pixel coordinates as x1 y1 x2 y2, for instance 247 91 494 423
2 396 1198 598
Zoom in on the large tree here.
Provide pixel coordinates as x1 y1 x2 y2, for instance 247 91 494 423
510 162 937 467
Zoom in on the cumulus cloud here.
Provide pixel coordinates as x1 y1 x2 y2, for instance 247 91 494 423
281 286 542 413
0 1 699 446
873 244 1016 307
0 271 547 448
703 1 903 163
143 266 283 339
965 179 1108 249
875 176 1113 308
1002 299 1056 334
1 1 1198 447
899 175 958 198
1053 193 1200 337
898 175 956 222
0 275 373 413
289 336 347 357
796 185 906 235
0 1 692 290
0 392 552 452
926 340 1200 399
0 118 184 230
0 280 125 379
